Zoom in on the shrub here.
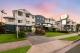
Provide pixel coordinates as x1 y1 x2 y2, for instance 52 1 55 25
52 28 57 32
59 31 69 33
41 30 46 35
35 27 46 35
48 27 53 32
18 31 26 38
78 34 80 36
0 26 5 34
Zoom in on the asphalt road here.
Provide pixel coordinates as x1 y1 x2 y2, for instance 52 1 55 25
66 45 80 53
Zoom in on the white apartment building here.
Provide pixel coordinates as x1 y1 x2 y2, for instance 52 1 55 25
2 9 35 32
65 19 77 32
44 18 56 28
13 9 35 26
56 14 77 32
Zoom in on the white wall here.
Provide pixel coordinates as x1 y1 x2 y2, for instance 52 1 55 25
2 9 35 27
44 18 55 27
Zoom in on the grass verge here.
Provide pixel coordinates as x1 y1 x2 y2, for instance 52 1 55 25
46 32 68 37
62 35 80 41
0 46 31 53
0 34 26 43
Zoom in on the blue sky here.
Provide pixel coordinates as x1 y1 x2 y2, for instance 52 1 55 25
0 0 80 21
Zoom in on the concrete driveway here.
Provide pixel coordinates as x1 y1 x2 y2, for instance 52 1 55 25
27 36 54 45
27 36 72 53
27 40 72 53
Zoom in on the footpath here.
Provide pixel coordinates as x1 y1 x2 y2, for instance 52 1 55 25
52 32 79 39
0 40 31 51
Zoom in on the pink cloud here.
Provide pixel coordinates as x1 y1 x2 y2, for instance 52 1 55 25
32 2 58 18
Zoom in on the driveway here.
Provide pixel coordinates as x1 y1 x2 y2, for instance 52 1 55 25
27 40 72 53
27 36 54 45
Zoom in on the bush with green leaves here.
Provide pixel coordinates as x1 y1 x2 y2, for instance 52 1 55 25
0 22 5 34
18 31 26 38
35 26 46 35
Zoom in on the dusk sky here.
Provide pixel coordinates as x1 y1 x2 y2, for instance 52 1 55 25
0 0 80 22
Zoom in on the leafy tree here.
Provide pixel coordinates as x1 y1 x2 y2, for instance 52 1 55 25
0 22 5 33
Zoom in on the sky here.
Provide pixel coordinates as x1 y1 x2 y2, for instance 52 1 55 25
0 0 80 22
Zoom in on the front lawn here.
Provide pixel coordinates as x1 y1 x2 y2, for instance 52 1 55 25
62 35 80 41
0 46 31 53
0 34 26 43
46 32 68 37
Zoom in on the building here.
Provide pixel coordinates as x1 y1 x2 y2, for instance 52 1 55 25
43 18 55 27
56 21 61 31
3 9 35 32
56 14 77 32
43 18 56 31
64 19 77 32
35 15 45 26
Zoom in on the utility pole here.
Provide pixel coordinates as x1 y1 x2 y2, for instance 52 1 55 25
16 24 19 38
14 11 19 38
60 17 62 31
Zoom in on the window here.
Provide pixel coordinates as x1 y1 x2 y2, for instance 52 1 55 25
49 19 50 22
18 11 23 16
18 20 22 23
8 19 14 22
43 18 44 20
32 22 35 24
32 16 34 19
26 21 30 24
37 17 39 19
26 13 29 17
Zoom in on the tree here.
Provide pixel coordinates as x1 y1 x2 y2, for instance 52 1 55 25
0 22 5 33
76 24 80 32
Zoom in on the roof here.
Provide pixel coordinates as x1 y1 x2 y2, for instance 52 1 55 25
17 9 32 15
2 10 13 17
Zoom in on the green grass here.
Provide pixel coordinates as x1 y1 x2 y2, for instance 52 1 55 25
0 34 26 43
62 36 80 41
0 46 31 53
46 32 68 37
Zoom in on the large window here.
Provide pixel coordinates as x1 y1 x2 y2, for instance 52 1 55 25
18 20 22 23
32 16 34 19
26 13 30 17
18 11 23 16
49 19 50 22
32 22 35 24
8 19 14 22
26 21 30 24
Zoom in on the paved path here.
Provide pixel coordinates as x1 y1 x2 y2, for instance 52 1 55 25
52 32 80 39
27 40 72 53
0 40 31 51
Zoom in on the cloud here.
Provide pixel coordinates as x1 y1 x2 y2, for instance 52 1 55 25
32 1 58 18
